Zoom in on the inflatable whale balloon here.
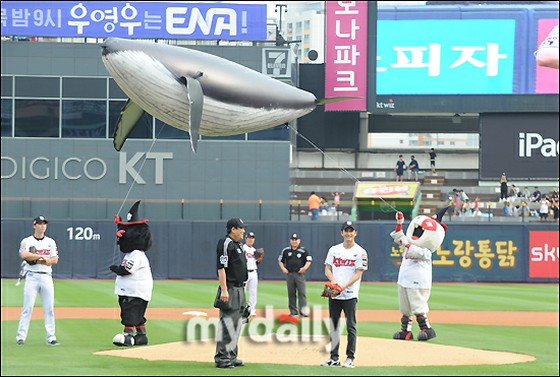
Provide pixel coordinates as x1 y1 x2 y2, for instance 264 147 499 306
101 38 348 152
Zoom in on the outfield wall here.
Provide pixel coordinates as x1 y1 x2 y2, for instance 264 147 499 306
1 219 557 283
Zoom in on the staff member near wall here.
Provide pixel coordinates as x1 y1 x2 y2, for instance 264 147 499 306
278 233 312 317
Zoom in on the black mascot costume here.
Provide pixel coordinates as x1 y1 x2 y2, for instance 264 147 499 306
110 200 154 347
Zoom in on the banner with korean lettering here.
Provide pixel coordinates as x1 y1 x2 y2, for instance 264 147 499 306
325 1 368 111
0 1 266 40
388 227 526 282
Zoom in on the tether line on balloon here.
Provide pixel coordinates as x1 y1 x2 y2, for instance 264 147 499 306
288 123 398 213
113 119 164 263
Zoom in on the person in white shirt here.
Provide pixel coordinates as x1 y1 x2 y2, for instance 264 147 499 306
16 215 60 346
390 207 450 341
243 232 261 317
321 221 368 369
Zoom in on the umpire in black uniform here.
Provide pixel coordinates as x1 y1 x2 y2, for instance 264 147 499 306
214 218 248 368
278 233 313 317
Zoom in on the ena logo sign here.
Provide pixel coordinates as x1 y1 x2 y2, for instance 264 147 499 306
529 231 559 278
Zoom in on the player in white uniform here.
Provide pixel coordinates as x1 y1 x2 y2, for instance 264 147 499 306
16 215 60 346
243 231 259 317
322 221 368 369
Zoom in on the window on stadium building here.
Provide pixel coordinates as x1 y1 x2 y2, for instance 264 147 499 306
14 99 59 137
62 100 107 138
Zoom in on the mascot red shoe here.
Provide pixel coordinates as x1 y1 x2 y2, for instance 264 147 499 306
390 207 450 341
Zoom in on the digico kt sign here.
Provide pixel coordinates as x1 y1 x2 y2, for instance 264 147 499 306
518 132 559 157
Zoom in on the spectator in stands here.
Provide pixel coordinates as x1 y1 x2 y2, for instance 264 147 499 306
331 192 344 209
519 187 531 199
395 155 406 182
308 192 322 221
539 196 550 222
320 197 329 214
459 189 469 204
507 185 518 202
452 189 462 216
531 187 542 202
551 191 559 222
519 202 531 219
408 156 420 182
428 148 437 175
499 173 508 201
503 201 513 216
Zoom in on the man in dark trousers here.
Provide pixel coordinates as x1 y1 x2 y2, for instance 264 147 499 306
214 218 248 369
278 233 313 317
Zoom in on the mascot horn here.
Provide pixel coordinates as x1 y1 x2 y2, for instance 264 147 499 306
110 200 154 346
390 206 450 341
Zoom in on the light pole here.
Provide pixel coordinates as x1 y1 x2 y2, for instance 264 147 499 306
275 4 288 36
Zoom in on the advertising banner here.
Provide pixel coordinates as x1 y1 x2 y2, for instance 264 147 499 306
479 113 559 180
388 227 525 282
1 1 267 40
325 0 368 111
529 230 559 278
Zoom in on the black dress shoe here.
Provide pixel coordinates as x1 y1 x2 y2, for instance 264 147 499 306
215 362 234 368
232 358 244 367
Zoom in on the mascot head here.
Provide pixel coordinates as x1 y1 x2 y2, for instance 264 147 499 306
114 200 152 253
406 207 450 251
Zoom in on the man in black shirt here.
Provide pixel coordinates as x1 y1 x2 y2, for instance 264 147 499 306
214 218 248 368
278 233 312 317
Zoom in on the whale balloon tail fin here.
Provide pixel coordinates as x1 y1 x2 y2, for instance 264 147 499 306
113 99 146 151
316 96 362 105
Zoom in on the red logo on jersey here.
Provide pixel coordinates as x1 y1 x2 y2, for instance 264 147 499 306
332 256 356 267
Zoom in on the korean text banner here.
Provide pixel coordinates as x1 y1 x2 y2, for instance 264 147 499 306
388 227 525 282
325 1 368 111
1 1 267 40
376 19 517 95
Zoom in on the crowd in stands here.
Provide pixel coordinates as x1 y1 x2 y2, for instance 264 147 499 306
448 186 559 222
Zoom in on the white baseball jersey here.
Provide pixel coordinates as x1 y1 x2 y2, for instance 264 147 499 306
19 235 58 273
243 244 258 271
324 243 368 300
114 249 153 302
397 245 433 289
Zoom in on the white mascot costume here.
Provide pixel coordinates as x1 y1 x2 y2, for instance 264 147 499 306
390 207 450 341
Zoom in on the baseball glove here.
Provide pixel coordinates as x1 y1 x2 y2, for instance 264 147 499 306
254 248 265 262
321 282 343 298
26 246 38 265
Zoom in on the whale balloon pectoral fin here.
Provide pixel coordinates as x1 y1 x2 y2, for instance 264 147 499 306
113 99 146 151
185 76 204 153
316 96 362 105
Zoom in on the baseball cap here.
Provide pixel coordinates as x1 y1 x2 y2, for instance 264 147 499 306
33 215 48 225
341 220 357 231
246 231 255 238
226 218 245 230
290 233 300 239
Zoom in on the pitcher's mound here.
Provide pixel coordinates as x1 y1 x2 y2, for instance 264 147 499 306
95 335 535 366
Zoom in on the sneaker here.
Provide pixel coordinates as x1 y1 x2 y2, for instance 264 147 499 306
16 339 24 345
342 358 355 368
47 340 60 346
321 358 340 367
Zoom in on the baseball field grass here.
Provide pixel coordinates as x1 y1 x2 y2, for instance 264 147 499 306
1 279 558 376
